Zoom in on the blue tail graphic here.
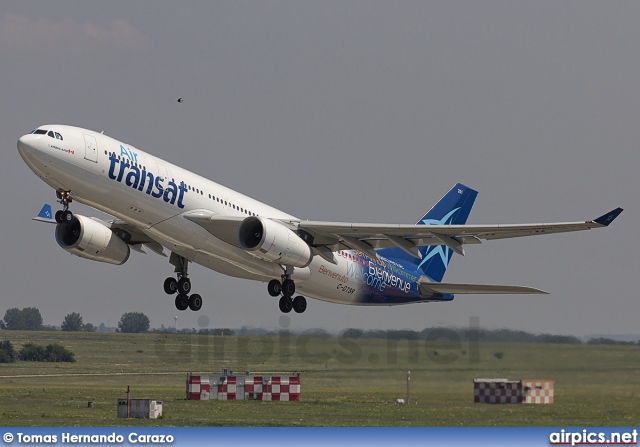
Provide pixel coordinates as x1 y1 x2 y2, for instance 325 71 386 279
415 183 477 282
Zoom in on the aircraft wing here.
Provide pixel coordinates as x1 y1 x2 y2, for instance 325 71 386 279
289 208 623 261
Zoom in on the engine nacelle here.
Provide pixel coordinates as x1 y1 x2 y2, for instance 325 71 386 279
55 215 130 265
238 216 312 268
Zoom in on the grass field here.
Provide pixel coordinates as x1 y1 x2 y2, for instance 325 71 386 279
1 330 639 426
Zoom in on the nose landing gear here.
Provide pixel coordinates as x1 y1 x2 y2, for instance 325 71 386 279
54 191 74 223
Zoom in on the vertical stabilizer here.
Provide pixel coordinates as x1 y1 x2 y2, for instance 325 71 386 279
415 183 477 282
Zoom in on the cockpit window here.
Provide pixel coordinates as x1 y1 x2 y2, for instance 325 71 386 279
33 129 47 135
45 130 64 140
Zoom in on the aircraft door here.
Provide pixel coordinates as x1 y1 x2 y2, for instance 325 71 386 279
83 134 98 163
156 162 170 182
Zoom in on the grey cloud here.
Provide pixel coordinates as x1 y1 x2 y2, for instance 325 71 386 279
0 13 149 55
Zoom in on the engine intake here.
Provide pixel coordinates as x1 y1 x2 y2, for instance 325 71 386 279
55 215 130 265
238 216 312 268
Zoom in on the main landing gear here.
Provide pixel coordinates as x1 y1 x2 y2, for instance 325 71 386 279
164 253 202 311
54 190 74 223
268 277 307 314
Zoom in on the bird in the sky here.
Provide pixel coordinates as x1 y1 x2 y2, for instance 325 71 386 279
177 98 183 103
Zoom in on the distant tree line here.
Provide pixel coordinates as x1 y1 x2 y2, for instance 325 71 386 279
586 337 638 346
1 307 638 345
18 342 75 362
61 312 95 332
331 328 640 346
0 307 232 335
0 308 44 331
0 340 75 363
0 308 158 335
151 327 236 335
117 312 150 333
0 340 16 363
0 308 94 332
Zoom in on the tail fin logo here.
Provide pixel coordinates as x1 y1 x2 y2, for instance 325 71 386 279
417 207 460 272
420 207 460 226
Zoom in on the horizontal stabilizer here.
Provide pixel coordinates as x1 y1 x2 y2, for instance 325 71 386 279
418 278 547 296
32 204 56 223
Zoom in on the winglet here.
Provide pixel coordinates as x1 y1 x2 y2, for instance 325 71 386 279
593 208 623 227
32 204 56 224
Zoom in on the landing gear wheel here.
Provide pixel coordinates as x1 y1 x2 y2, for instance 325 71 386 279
282 279 295 298
279 296 293 313
164 277 178 295
175 295 189 311
293 296 307 314
268 279 282 297
55 210 64 223
61 210 73 222
177 277 191 295
189 294 203 311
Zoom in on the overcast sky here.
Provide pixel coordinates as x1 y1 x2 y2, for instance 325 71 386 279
1 1 637 337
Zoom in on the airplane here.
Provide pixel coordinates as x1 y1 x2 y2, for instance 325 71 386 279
18 125 623 314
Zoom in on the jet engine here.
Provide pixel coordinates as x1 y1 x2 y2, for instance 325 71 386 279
238 216 312 268
55 215 130 265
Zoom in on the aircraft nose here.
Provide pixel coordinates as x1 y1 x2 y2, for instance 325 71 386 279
17 133 35 156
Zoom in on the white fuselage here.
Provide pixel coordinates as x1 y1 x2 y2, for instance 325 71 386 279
17 125 371 306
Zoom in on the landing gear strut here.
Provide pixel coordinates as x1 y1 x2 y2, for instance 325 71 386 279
268 271 307 314
54 190 74 223
165 253 202 311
